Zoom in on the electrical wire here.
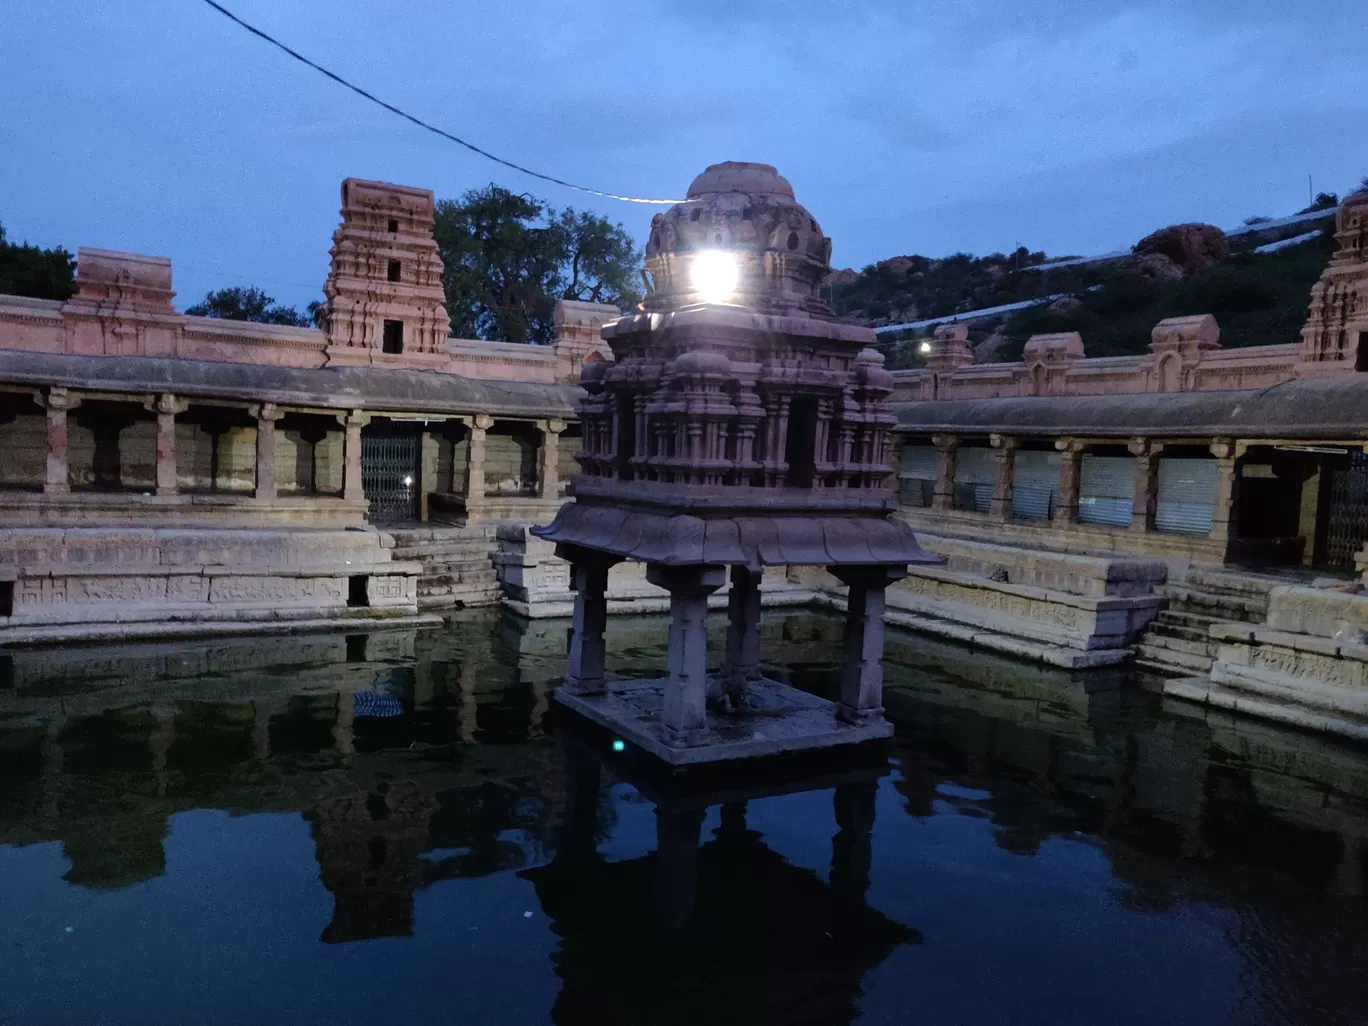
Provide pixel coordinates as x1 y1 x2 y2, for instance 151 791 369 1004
195 0 684 205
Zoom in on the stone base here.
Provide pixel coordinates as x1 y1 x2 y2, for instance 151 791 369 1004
553 676 892 767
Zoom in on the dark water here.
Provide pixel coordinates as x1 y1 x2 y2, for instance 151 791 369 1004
3 611 1368 1026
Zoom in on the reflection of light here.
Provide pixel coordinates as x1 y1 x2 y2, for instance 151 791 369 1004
691 250 739 305
611 739 626 753
919 341 932 354
402 475 414 487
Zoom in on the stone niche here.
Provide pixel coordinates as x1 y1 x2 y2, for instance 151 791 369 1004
0 527 429 643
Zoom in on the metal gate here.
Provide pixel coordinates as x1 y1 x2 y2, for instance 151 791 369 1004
1324 451 1368 568
361 426 419 522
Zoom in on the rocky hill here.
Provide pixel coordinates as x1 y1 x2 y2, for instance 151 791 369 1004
831 197 1344 370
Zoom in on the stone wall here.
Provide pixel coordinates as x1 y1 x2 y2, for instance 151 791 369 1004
0 527 432 643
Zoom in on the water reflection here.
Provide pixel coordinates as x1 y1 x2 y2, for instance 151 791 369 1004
2 611 1368 1023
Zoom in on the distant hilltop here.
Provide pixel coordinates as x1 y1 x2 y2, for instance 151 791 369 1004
829 193 1349 369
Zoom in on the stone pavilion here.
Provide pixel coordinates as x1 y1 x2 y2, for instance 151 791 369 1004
534 161 939 764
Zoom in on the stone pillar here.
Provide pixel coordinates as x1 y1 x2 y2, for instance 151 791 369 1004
1052 438 1084 525
647 563 727 739
1208 438 1239 550
538 418 566 499
931 433 958 511
464 414 493 512
419 428 440 521
562 547 617 696
37 387 80 495
144 394 189 496
1128 437 1160 533
253 403 284 501
989 433 1017 521
718 564 763 708
338 409 370 503
830 565 906 724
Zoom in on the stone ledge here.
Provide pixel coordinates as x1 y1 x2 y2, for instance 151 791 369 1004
0 611 443 647
1163 676 1368 744
554 677 891 767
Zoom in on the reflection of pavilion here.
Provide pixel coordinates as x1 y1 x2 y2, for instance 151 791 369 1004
522 733 917 1025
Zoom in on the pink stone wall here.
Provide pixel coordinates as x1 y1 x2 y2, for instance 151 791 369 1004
0 250 617 385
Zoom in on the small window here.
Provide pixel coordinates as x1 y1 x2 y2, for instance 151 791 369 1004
1356 332 1368 372
787 231 800 251
387 259 401 282
348 576 370 607
387 218 398 233
0 580 12 618
382 319 404 354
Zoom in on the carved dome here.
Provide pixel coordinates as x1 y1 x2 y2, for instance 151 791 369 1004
641 161 835 319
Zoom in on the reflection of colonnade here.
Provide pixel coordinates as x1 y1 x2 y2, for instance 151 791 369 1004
5 609 1368 926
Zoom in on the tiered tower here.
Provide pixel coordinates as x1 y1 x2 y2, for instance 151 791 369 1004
322 178 451 365
1300 187 1368 372
536 161 936 763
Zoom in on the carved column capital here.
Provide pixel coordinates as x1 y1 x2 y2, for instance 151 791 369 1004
989 433 1018 451
1209 438 1236 460
473 413 495 432
931 433 960 451
336 408 371 430
36 386 82 413
1127 436 1152 458
251 402 285 423
144 393 189 417
1054 436 1087 454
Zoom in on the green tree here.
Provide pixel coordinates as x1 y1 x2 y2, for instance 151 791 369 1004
0 222 75 301
434 185 640 344
184 286 311 326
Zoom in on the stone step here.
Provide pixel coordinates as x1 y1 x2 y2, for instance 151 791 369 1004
1182 568 1280 601
391 544 498 560
1155 609 1222 629
1138 633 1214 658
1145 621 1211 644
1135 643 1213 673
1163 587 1266 623
1134 657 1193 679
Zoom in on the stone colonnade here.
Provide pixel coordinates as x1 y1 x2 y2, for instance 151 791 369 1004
6 385 571 519
919 431 1243 547
558 547 904 735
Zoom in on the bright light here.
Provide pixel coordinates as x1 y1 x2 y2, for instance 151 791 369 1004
402 475 414 487
611 739 626 753
918 341 932 354
691 250 739 305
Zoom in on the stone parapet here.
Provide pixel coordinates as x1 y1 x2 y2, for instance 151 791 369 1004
917 533 1167 598
0 527 428 643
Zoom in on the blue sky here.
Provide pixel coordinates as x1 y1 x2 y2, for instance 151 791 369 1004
3 0 1366 312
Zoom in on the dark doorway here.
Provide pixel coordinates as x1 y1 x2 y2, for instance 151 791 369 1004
361 422 420 522
784 395 818 489
1356 332 1368 372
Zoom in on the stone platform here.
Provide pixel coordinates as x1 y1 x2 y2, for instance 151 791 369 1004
554 676 892 767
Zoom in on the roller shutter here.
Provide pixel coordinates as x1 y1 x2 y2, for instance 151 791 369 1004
1078 455 1135 527
1155 458 1217 535
954 447 994 513
1012 450 1059 520
899 445 938 508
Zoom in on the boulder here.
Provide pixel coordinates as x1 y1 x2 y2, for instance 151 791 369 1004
1132 222 1228 276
